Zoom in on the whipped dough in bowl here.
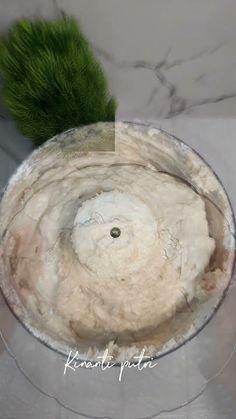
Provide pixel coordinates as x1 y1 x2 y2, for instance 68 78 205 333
0 122 234 361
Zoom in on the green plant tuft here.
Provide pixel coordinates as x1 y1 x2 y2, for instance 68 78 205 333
0 16 117 145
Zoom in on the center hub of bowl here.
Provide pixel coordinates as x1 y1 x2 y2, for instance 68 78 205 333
71 190 158 279
110 227 121 238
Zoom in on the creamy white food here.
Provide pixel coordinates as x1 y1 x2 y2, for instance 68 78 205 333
0 122 232 360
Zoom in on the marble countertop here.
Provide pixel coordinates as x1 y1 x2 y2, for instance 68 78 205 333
0 1 236 418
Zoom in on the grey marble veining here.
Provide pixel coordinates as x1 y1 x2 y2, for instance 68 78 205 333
97 43 236 117
56 0 236 120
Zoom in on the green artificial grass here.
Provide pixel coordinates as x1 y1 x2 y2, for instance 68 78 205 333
0 16 117 145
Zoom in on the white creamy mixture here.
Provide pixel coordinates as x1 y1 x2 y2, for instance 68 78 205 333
0 122 230 361
0 165 215 344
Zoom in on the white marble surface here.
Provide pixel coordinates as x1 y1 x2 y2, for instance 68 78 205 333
0 1 236 418
0 0 236 120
